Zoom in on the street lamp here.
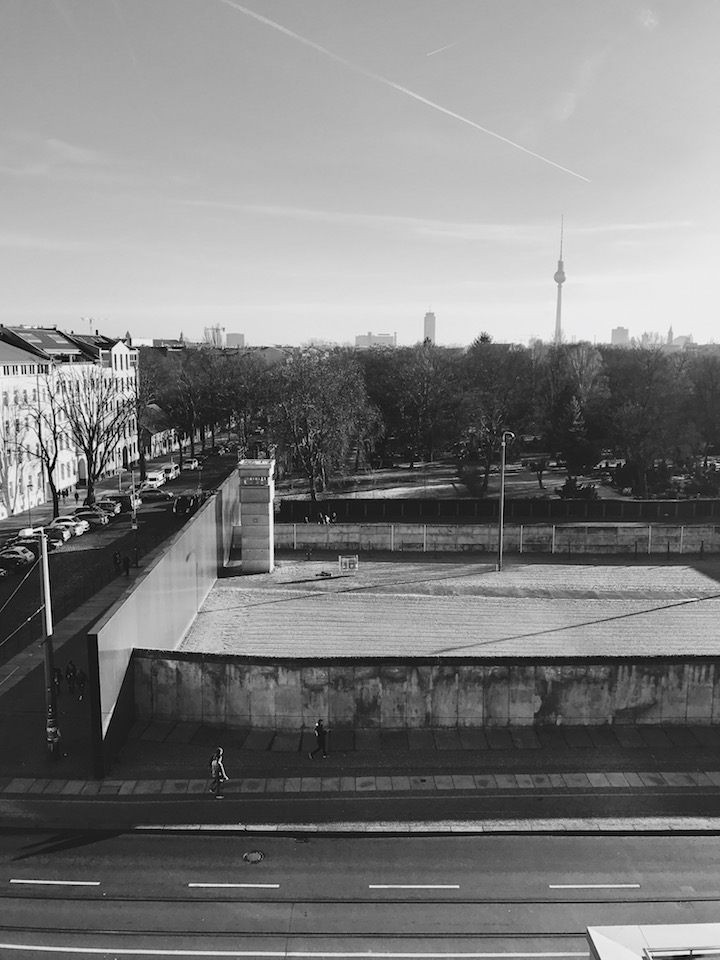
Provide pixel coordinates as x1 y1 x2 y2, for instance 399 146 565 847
26 479 34 531
130 470 139 567
497 430 516 572
37 528 60 759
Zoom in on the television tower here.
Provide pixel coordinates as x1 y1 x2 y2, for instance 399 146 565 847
553 216 566 344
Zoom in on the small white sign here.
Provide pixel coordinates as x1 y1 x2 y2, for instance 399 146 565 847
338 555 359 573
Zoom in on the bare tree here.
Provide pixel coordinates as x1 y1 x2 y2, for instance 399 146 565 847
21 372 71 518
59 365 134 504
0 392 32 519
268 349 373 500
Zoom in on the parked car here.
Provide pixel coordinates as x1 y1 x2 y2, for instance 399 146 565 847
22 524 71 542
5 536 57 558
15 530 64 550
49 517 86 536
94 498 122 516
106 492 142 512
182 458 199 471
0 545 36 564
138 487 174 502
162 463 181 481
173 494 199 515
73 509 109 527
2 538 35 563
0 553 31 573
140 472 165 490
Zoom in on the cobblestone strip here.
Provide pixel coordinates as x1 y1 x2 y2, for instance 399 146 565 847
4 772 720 796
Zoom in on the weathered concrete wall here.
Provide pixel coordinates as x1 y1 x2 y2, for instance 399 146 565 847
87 471 241 775
275 522 719 555
133 652 720 728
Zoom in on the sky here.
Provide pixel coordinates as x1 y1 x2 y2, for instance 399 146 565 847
1 1 719 348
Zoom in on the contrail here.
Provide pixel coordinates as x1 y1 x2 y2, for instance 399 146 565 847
217 0 591 183
427 42 457 57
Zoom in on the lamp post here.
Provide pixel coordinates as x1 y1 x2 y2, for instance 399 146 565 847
37 529 60 759
130 470 139 567
26 479 33 531
497 430 515 572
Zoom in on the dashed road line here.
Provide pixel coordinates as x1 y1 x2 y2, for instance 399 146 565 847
369 884 460 889
187 882 280 888
549 883 639 889
9 879 101 887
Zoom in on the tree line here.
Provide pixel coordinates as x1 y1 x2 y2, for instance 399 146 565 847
143 339 720 502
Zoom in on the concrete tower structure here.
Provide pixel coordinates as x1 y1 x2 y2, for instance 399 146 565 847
238 459 275 574
553 217 566 344
424 311 436 344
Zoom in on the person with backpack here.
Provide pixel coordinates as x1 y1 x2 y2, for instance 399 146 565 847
209 747 228 798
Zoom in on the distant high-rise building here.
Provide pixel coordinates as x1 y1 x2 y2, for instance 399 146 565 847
611 326 630 346
203 325 226 348
423 311 436 344
355 331 397 349
227 333 245 348
553 217 566 344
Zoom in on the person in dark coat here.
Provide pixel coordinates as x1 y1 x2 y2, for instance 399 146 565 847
65 660 76 694
308 719 329 759
209 747 228 798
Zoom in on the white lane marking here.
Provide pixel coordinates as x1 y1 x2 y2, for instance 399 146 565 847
0 945 589 957
9 879 101 887
369 884 460 889
188 882 280 888
549 883 640 889
0 667 19 688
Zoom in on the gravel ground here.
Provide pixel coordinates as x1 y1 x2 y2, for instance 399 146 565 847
180 558 720 659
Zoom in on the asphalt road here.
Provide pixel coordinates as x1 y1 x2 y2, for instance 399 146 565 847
0 831 719 956
0 453 237 666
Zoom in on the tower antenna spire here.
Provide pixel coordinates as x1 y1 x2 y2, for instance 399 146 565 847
553 216 566 344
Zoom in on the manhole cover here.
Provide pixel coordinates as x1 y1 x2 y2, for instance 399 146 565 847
242 851 264 864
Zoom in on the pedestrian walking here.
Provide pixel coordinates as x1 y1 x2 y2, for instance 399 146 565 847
74 490 79 505
122 554 130 576
53 667 63 697
308 718 329 759
75 668 87 701
65 660 76 695
209 747 228 798
113 551 122 573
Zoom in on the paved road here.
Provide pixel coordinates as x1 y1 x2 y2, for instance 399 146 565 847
0 452 237 666
0 832 719 956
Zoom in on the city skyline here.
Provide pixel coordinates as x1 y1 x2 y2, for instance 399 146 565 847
1 1 719 346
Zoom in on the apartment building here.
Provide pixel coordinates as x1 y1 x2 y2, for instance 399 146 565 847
0 326 138 519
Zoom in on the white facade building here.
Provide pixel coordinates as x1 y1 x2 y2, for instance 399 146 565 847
0 326 138 519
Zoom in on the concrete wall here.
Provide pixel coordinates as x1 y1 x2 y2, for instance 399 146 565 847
87 470 240 775
276 522 720 555
133 652 720 727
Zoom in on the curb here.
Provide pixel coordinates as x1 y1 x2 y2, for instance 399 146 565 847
134 816 720 835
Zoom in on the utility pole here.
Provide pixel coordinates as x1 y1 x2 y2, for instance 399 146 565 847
38 531 60 759
497 431 515 572
131 471 139 567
